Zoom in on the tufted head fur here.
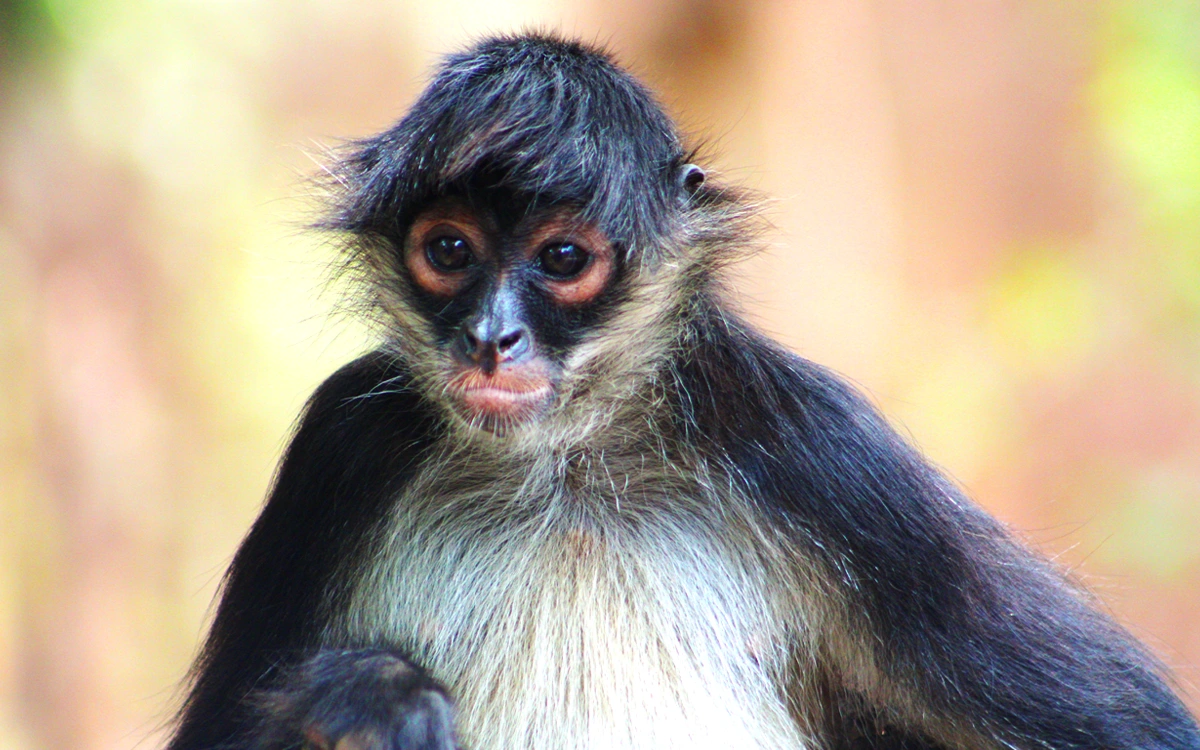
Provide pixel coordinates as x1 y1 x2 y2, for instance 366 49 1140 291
320 32 761 448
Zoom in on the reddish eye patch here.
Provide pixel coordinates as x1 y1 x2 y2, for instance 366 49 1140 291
404 207 488 297
403 205 615 306
526 217 615 306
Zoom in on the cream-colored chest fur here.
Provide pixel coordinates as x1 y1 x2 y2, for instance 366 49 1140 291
329 439 815 750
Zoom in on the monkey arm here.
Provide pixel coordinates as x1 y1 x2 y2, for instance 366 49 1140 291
249 650 455 750
169 352 440 750
673 299 1200 750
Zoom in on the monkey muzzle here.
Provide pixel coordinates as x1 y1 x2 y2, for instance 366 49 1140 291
446 366 554 431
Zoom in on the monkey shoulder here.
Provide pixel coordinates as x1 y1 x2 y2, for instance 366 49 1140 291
235 350 442 616
295 350 438 454
170 351 441 750
672 307 1200 749
243 351 441 558
670 306 890 487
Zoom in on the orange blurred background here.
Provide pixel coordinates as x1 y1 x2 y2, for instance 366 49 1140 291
1 1 1199 748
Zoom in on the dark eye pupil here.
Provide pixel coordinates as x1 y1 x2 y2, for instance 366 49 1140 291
426 237 472 271
540 243 588 278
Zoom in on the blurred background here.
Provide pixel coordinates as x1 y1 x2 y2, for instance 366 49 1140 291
1 0 1199 747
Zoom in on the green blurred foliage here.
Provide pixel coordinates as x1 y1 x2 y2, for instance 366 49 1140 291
1095 0 1200 343
1085 1 1200 577
1104 467 1200 577
986 243 1101 378
0 0 56 76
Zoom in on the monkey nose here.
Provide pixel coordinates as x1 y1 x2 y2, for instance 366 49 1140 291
459 324 530 371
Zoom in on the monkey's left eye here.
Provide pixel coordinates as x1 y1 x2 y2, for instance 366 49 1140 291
538 243 590 279
426 237 474 271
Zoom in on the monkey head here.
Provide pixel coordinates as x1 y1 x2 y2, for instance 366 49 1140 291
399 196 619 433
323 34 733 439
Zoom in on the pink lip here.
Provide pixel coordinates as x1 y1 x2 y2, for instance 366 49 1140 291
457 383 552 416
447 367 554 424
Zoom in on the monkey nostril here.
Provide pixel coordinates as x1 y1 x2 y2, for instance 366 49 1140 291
494 328 530 363
460 323 526 365
460 329 482 359
497 330 523 354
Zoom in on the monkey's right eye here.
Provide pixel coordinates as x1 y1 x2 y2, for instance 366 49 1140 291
426 237 474 271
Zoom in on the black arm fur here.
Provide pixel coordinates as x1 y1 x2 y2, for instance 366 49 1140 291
673 297 1199 749
171 353 439 750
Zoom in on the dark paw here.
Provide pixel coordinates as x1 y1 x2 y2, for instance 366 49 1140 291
253 650 456 750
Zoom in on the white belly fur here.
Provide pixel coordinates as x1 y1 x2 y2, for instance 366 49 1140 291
331 445 814 750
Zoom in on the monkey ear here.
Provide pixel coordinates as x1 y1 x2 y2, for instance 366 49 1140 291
679 163 706 193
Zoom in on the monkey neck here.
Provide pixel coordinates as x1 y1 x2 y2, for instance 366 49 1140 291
326 416 809 750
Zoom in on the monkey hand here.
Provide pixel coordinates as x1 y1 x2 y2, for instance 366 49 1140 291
252 649 457 750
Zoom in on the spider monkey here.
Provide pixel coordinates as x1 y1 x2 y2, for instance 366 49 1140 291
168 33 1200 750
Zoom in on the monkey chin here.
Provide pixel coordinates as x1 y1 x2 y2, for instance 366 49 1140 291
447 368 554 436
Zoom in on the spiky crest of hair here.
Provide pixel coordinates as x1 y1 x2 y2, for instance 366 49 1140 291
323 33 688 258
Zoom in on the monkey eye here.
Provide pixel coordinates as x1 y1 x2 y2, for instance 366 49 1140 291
537 242 590 279
426 236 474 272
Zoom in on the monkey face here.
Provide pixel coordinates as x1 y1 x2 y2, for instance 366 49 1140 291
397 196 623 435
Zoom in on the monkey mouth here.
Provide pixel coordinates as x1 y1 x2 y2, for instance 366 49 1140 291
447 369 554 431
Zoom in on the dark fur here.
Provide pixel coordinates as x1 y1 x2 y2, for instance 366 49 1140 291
169 33 1200 750
170 353 442 749
251 651 454 750
675 304 1198 748
322 35 684 255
